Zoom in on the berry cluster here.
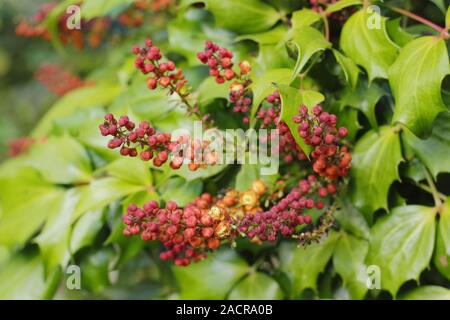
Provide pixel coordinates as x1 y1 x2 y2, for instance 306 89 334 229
99 114 218 170
293 105 351 179
133 39 187 93
133 38 212 125
197 41 236 84
123 197 226 266
257 92 308 163
15 2 56 41
237 175 335 243
34 63 91 96
197 41 253 123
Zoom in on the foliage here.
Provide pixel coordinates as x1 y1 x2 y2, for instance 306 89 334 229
0 0 449 300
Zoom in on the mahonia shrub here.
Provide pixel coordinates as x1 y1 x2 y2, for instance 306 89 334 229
0 0 449 300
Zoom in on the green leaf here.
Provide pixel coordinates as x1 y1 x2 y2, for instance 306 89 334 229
446 6 450 29
340 9 398 82
290 9 321 29
74 177 147 219
197 77 229 105
402 286 450 300
235 25 288 45
332 49 360 89
386 18 417 47
228 272 283 299
34 188 83 273
103 157 153 186
173 249 249 299
334 197 370 239
338 81 385 129
389 36 449 138
160 177 202 206
80 248 115 294
205 0 280 34
333 232 369 300
402 112 450 178
235 164 259 191
27 135 93 185
70 209 105 254
439 198 450 256
82 0 134 19
325 0 362 14
430 0 447 14
278 84 325 155
288 26 331 82
434 221 450 280
0 252 60 299
32 84 121 137
0 169 65 247
350 127 403 218
367 205 437 296
250 68 292 125
279 231 340 296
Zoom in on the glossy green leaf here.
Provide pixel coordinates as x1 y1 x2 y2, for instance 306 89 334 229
389 36 449 138
70 209 105 254
250 68 292 125
74 178 146 219
34 188 83 273
340 9 398 82
439 198 450 256
103 157 153 186
386 18 417 47
334 197 370 239
367 205 437 296
82 0 134 19
338 81 385 129
160 177 202 206
80 248 115 294
402 113 450 178
434 222 450 280
350 127 403 217
228 272 283 299
173 249 249 299
279 231 340 296
325 0 362 14
290 9 321 29
332 49 360 89
197 77 229 105
32 84 121 136
402 286 450 300
288 26 331 82
0 169 65 247
333 232 368 300
446 6 450 29
205 0 280 34
278 84 325 155
0 252 60 299
235 25 288 45
27 135 93 185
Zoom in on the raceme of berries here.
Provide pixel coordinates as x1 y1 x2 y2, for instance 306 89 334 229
257 91 308 163
122 178 339 265
34 63 91 96
133 38 212 125
293 104 351 180
99 114 219 170
197 41 253 123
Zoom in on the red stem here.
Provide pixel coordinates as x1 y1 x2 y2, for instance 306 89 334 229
386 5 449 38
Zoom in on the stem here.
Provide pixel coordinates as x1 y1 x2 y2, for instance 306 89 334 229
320 10 330 42
423 168 443 209
417 183 447 201
384 4 449 38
